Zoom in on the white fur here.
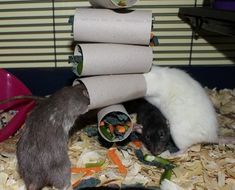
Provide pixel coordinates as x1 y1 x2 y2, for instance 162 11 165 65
144 66 219 150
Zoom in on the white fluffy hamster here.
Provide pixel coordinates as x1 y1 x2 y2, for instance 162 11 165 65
144 66 219 151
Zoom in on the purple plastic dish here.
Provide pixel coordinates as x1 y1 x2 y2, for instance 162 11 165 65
213 0 235 11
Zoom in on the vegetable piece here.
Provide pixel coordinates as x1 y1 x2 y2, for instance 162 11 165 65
160 169 173 183
144 155 171 165
118 0 127 6
72 179 81 188
116 125 126 133
100 125 115 141
71 167 101 174
112 0 127 6
85 160 105 168
144 154 175 169
132 140 142 148
107 148 127 174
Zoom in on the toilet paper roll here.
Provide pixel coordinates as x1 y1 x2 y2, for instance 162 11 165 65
76 74 146 110
71 43 153 76
89 0 137 9
97 104 133 142
73 8 152 45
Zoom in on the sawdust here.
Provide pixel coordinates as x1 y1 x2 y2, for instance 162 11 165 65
0 88 234 190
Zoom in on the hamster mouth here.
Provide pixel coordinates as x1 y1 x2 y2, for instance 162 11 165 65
152 142 168 155
153 148 165 155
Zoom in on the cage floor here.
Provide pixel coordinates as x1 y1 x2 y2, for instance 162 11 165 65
0 88 235 190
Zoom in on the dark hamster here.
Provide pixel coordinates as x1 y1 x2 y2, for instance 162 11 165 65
16 84 90 190
124 98 170 155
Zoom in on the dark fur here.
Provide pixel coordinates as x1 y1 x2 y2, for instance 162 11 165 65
16 84 89 190
124 98 170 155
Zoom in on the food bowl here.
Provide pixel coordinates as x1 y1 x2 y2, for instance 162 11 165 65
0 69 35 142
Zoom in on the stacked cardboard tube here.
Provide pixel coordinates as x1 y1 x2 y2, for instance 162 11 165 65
70 0 156 142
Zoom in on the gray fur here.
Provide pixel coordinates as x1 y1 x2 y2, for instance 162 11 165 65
16 84 89 190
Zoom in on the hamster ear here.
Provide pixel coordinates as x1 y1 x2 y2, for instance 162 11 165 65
133 124 143 134
82 89 89 99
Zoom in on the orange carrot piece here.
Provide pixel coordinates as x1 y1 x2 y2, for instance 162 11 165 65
72 172 87 188
72 170 97 188
84 170 94 177
71 166 101 174
132 140 142 148
72 179 81 188
107 148 127 175
116 125 126 133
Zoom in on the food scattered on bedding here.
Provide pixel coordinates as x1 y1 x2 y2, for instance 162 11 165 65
0 110 18 130
0 88 234 190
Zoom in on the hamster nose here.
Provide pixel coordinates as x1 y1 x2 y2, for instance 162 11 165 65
153 146 165 155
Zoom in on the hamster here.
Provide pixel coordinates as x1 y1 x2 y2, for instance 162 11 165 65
124 98 171 155
16 84 90 190
144 66 219 151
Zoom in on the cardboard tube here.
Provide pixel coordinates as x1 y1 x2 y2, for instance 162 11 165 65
77 74 146 110
89 0 138 9
97 104 133 142
72 44 152 76
73 8 152 45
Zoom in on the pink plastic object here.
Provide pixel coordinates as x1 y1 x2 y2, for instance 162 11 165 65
0 69 35 142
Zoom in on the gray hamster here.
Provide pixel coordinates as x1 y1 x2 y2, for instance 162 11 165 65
16 84 90 190
124 98 171 155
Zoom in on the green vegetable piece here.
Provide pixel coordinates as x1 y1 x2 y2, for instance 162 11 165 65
144 154 171 165
144 154 176 169
85 160 105 168
76 61 83 75
160 169 172 183
100 126 115 141
69 55 83 76
123 125 129 130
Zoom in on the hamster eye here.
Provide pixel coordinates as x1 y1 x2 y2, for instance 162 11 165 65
145 135 150 141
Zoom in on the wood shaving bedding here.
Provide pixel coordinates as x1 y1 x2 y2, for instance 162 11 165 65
0 110 18 130
0 88 234 190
